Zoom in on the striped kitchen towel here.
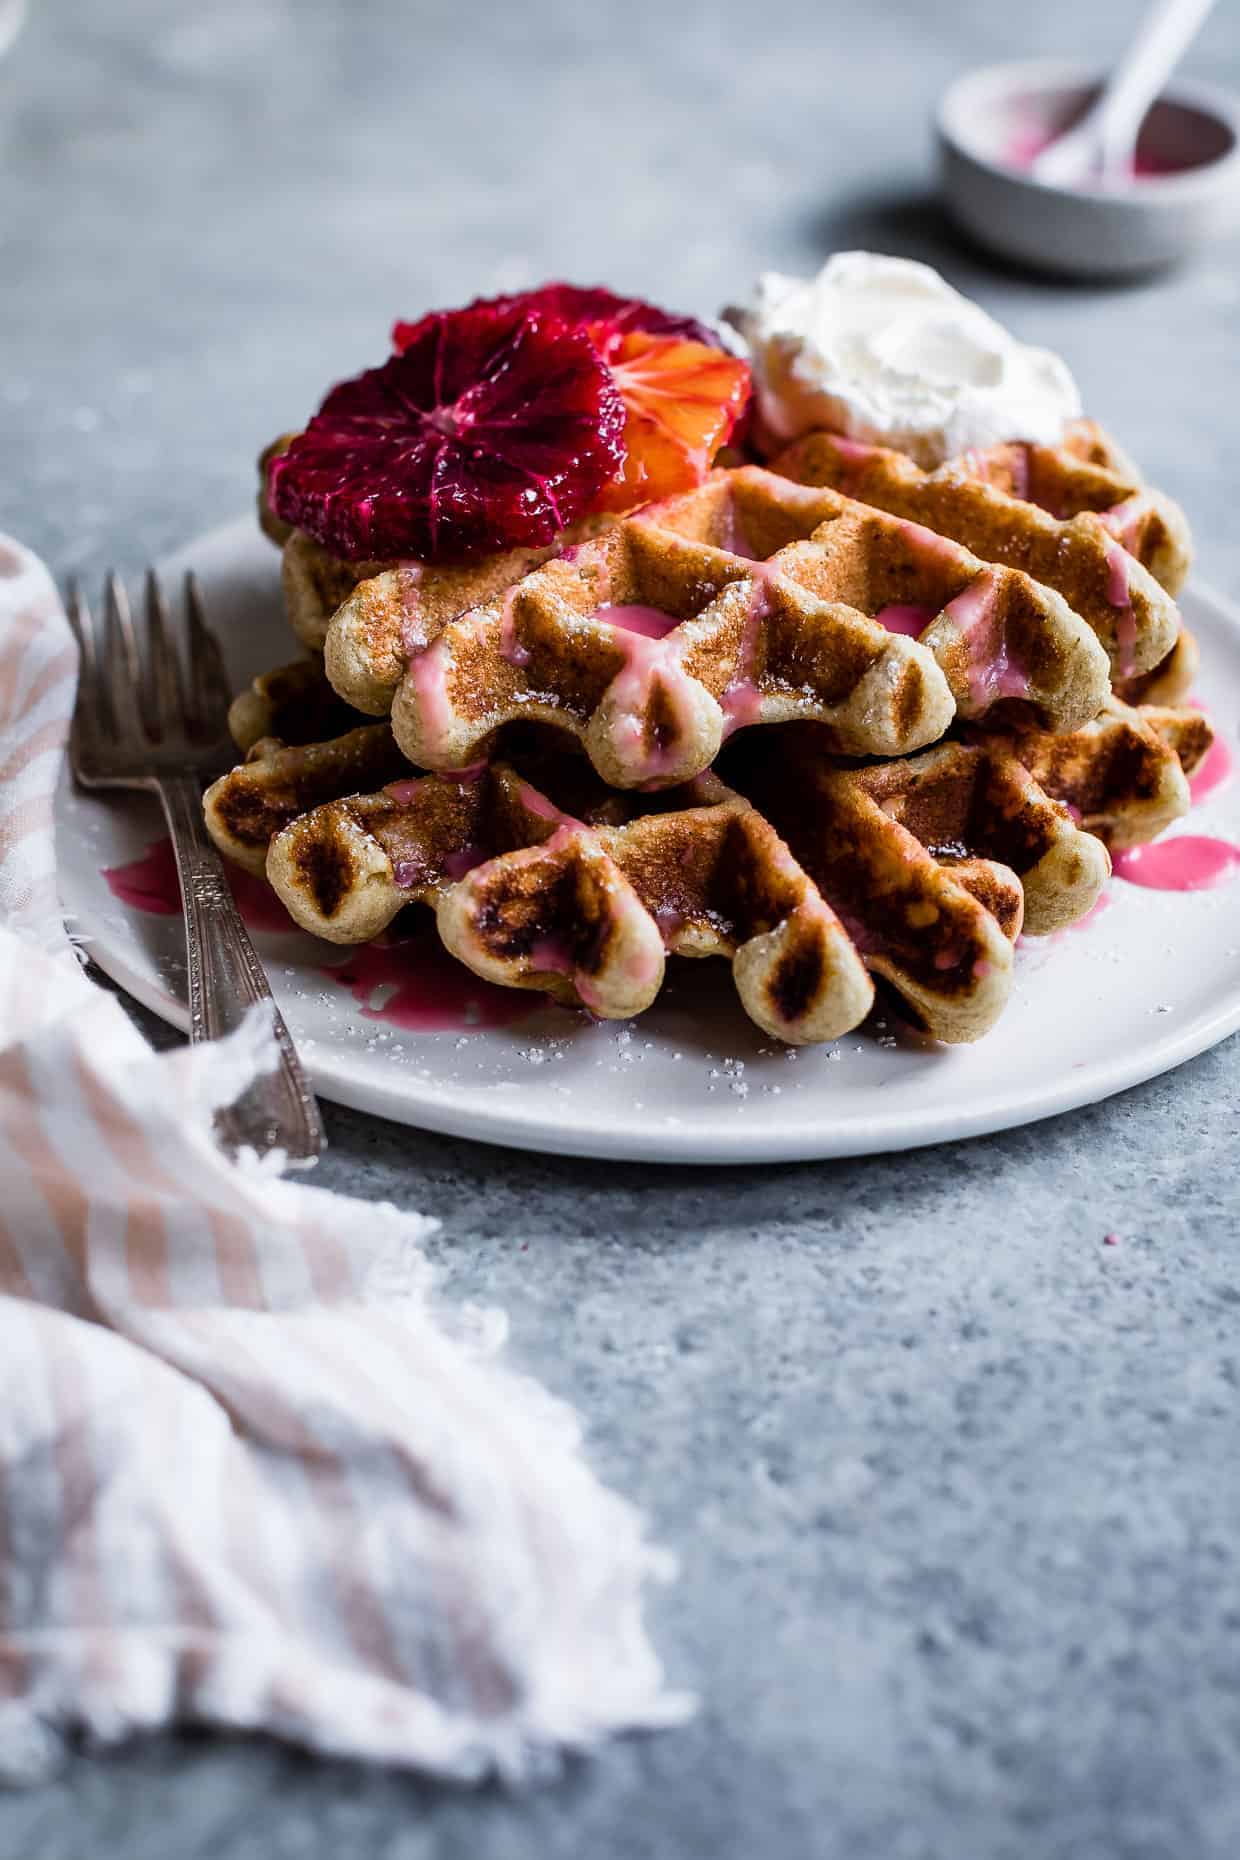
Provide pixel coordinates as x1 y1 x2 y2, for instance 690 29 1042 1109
0 535 688 1784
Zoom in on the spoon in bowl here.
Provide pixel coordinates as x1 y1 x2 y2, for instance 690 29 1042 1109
1032 0 1217 187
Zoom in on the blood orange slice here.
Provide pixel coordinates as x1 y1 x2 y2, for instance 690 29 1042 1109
591 332 752 512
269 304 625 564
394 284 721 365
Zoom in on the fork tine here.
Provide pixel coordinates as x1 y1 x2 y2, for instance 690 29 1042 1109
183 571 231 734
143 567 183 737
103 573 148 742
65 578 106 744
64 577 97 683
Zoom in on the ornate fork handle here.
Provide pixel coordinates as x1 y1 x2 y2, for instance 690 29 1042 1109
157 773 324 1163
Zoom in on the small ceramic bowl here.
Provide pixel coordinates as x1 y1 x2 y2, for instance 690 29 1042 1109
937 58 1240 277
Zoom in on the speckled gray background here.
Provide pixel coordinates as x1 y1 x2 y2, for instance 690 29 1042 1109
3 1 1240 1856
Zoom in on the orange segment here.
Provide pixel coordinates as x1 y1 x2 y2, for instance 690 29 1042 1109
592 331 751 512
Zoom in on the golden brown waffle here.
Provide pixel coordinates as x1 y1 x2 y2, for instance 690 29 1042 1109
326 466 1109 790
1058 418 1139 477
940 417 1191 596
228 655 365 752
280 533 388 653
982 696 1213 851
282 508 626 660
731 732 1107 1040
258 732 1086 1043
204 723 408 874
260 439 621 660
266 758 876 1044
955 419 1202 714
1114 629 1199 707
214 720 1141 1045
206 646 1210 1045
771 431 1183 684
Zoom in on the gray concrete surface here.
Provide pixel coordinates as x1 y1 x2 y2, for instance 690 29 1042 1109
3 1 1240 1855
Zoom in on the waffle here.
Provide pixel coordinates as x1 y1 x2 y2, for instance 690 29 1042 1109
267 757 876 1044
228 655 365 752
320 465 1114 791
982 696 1213 851
1114 628 1199 708
816 413 1199 709
280 533 389 654
265 740 1039 1043
258 438 621 661
206 678 1208 1044
771 430 1183 685
204 722 408 874
943 417 1192 596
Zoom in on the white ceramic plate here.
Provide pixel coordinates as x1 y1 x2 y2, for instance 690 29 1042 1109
56 518 1240 1163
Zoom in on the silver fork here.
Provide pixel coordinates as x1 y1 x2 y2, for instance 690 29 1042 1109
66 570 325 1165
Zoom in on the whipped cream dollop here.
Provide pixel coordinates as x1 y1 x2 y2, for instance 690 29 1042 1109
732 252 1082 466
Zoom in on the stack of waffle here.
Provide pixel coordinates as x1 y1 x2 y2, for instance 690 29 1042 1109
206 422 1212 1046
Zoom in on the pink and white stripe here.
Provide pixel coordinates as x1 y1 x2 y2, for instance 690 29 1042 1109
0 535 688 1784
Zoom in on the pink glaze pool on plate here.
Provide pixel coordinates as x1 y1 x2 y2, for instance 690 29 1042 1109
324 932 545 1032
1112 835 1240 892
103 836 295 933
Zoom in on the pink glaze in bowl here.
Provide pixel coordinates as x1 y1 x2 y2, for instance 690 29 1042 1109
937 59 1240 276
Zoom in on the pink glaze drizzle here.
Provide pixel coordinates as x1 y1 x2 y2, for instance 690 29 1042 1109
1103 537 1132 607
1100 534 1138 677
515 781 582 828
874 602 935 638
606 640 704 778
103 837 294 932
325 930 540 1031
498 586 530 667
397 561 426 658
596 603 681 640
385 775 427 806
943 569 1031 709
408 634 459 754
825 435 877 466
720 566 781 737
1098 492 1148 555
1112 836 1240 891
